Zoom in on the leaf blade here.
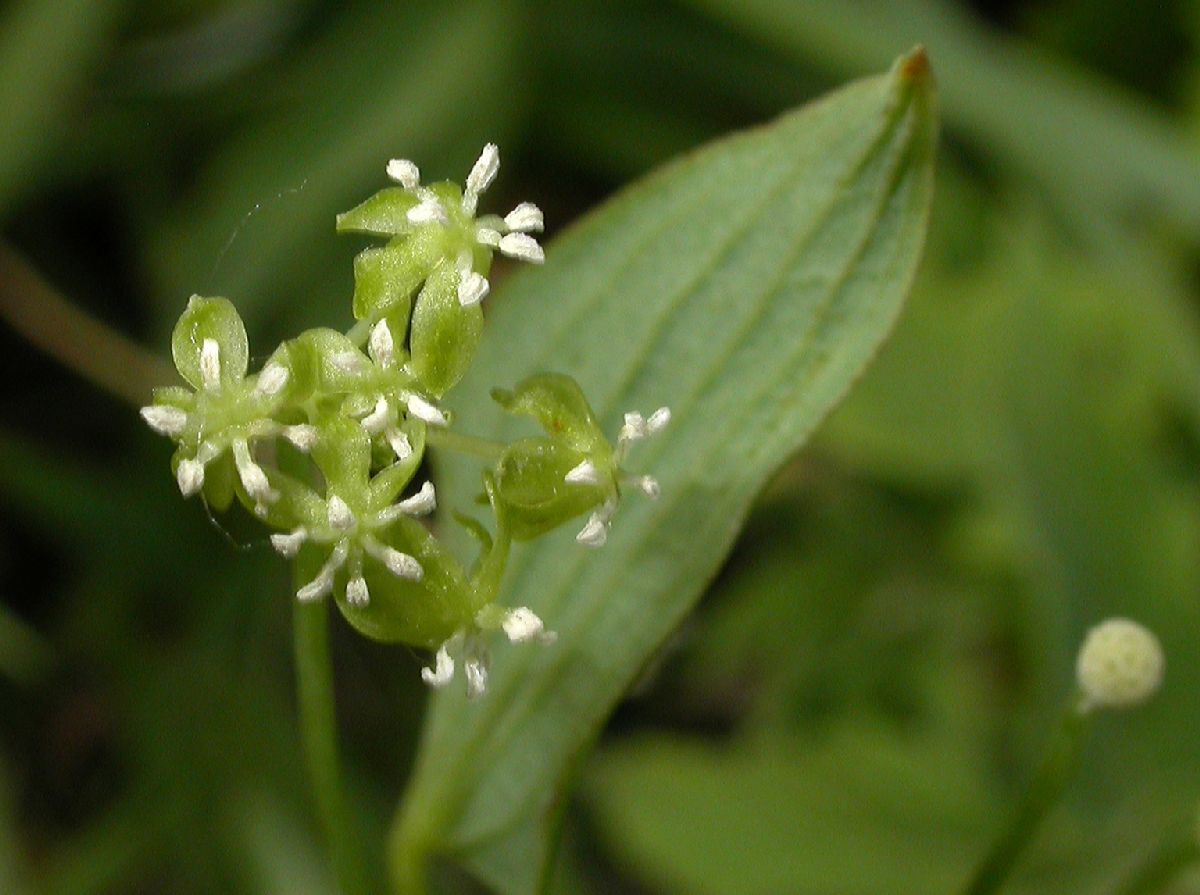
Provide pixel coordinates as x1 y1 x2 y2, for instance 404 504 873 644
393 49 938 894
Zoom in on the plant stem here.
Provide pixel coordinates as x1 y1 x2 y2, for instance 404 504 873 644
0 243 175 406
426 428 505 462
964 700 1092 895
294 595 371 895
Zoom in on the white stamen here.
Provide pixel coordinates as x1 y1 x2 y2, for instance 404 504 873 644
384 549 422 580
296 573 332 603
498 232 544 263
458 271 489 307
362 536 424 580
502 607 552 644
396 481 436 516
385 158 420 189
646 407 671 434
575 513 609 548
200 338 222 391
233 439 277 507
361 397 391 434
475 227 501 248
564 459 601 486
369 319 395 368
270 528 307 558
254 363 290 398
405 394 447 426
503 202 544 233
636 476 661 499
140 405 188 438
421 643 455 688
386 429 413 460
462 143 500 214
407 198 448 226
345 576 370 608
620 411 647 444
176 458 206 497
283 425 319 452
464 647 490 700
295 541 349 602
327 495 355 531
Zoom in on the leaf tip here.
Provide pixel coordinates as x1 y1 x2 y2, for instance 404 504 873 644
896 45 931 83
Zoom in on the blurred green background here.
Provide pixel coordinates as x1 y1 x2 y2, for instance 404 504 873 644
1 1 1199 893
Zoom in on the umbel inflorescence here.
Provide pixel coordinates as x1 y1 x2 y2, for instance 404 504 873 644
141 145 667 698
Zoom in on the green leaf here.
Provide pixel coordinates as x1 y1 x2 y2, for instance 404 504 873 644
585 725 990 895
392 48 937 893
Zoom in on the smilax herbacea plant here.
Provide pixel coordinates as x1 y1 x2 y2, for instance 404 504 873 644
140 145 668 698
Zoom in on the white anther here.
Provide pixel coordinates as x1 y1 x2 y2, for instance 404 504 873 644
620 411 647 444
646 406 671 434
280 425 316 452
458 271 490 307
363 535 424 580
199 338 222 391
383 547 423 580
502 607 553 644
296 541 349 602
396 481 437 517
140 405 188 438
464 643 490 700
387 429 413 460
503 202 544 233
270 528 307 558
405 394 447 426
296 573 333 603
327 495 355 531
564 459 601 486
369 319 395 368
176 458 206 497
576 513 609 548
361 397 391 434
254 363 290 398
498 232 544 264
329 351 367 376
462 143 500 214
635 476 661 499
385 158 420 189
421 643 455 688
475 227 501 248
407 198 448 226
233 439 277 508
345 576 370 608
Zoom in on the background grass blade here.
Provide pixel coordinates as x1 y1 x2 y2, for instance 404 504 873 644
391 48 938 894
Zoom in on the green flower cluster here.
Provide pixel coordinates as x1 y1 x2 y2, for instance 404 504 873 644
141 146 667 697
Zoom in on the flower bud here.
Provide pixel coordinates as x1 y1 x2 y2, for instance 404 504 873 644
1076 617 1164 711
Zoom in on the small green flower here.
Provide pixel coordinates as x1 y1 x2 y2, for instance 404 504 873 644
261 415 433 609
140 296 314 513
337 144 545 396
491 373 669 546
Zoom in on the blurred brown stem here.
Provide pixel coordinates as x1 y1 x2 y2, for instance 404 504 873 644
0 243 175 406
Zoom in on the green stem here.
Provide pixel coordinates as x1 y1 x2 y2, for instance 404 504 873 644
294 596 371 895
964 700 1092 895
1113 837 1200 895
0 243 175 406
426 428 506 462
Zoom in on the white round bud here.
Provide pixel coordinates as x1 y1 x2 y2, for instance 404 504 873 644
1076 618 1164 711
